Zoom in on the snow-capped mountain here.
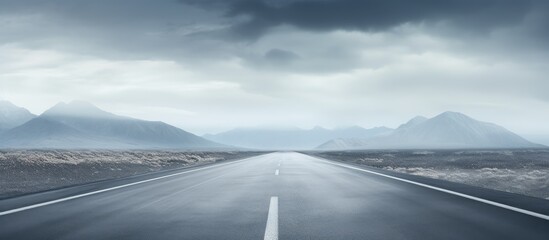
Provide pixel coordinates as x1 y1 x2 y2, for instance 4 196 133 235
317 112 544 150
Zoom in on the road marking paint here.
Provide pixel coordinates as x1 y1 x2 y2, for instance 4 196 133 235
0 157 257 217
317 157 549 221
275 169 279 175
264 196 278 240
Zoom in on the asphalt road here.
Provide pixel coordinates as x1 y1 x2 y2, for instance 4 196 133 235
1 152 548 239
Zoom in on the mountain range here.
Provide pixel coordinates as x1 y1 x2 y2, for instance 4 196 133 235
317 111 544 150
0 101 544 150
203 126 393 150
0 101 36 132
0 101 223 149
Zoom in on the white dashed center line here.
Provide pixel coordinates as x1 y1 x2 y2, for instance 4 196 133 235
264 196 279 240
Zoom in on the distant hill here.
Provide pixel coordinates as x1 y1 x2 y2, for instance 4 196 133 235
397 116 428 130
204 126 393 150
0 117 107 148
316 138 371 150
0 101 224 149
0 101 36 132
317 111 544 150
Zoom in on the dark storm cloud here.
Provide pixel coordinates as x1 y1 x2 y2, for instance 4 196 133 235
184 0 542 39
3 0 549 136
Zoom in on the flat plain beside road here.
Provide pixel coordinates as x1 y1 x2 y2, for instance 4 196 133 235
308 149 549 199
0 150 264 199
1 152 548 239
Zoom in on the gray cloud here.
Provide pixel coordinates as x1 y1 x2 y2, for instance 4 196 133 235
265 48 299 62
1 0 549 139
185 0 540 39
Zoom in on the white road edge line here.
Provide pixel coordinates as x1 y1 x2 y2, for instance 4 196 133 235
264 196 279 240
0 157 255 217
275 169 279 176
317 158 549 221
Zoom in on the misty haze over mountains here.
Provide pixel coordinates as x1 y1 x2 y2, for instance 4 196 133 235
0 100 545 150
203 126 393 150
0 101 222 149
318 112 543 150
0 101 36 132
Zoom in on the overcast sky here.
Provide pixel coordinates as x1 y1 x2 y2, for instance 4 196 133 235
1 0 549 142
